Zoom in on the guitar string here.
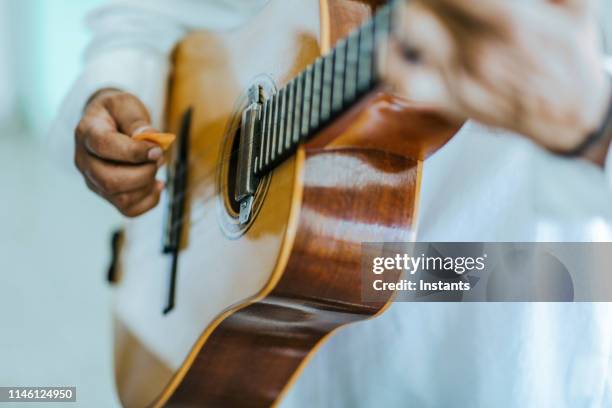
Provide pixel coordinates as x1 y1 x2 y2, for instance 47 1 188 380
157 17 390 209
117 3 388 229
127 81 376 258
123 174 295 258
142 78 382 235
163 133 301 234
160 79 382 210
159 80 375 210
116 8 398 283
115 112 307 259
158 107 307 214
122 14 391 246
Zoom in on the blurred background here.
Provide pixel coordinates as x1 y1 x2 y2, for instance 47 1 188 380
0 1 612 407
0 0 120 406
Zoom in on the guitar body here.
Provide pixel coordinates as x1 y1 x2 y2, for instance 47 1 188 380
112 1 458 407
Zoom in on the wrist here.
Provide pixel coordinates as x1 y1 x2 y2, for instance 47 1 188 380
580 123 612 167
580 71 612 138
563 74 612 167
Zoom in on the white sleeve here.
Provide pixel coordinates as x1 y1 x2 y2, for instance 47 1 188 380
46 3 189 173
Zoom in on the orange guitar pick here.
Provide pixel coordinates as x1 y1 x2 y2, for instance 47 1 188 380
133 132 176 151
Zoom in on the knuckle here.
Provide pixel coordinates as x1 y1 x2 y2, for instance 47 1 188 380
151 192 161 208
74 152 85 174
98 175 120 194
85 131 104 153
129 145 146 162
74 152 83 172
84 178 97 194
114 192 132 208
89 132 118 159
121 206 141 218
75 118 88 139
109 92 127 105
145 164 158 178
110 92 137 108
118 206 135 217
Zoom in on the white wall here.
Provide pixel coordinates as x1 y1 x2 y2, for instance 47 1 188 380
0 0 16 128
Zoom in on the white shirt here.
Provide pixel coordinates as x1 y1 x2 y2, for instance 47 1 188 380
50 1 612 407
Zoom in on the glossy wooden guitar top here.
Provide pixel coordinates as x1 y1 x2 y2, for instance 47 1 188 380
112 1 460 407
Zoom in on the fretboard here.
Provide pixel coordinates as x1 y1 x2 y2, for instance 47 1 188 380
253 2 395 177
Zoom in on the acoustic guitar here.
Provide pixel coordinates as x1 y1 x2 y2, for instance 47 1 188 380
108 0 459 406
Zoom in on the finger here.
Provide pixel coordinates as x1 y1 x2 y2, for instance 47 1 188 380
450 70 516 127
85 129 163 164
77 100 163 164
122 182 164 218
395 2 455 69
383 38 451 109
110 181 161 211
75 104 116 144
101 92 154 136
84 154 158 195
84 176 104 198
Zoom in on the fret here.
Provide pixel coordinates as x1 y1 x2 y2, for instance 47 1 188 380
277 88 287 156
293 74 303 143
321 51 334 122
285 79 295 149
332 38 346 114
357 19 374 93
270 93 279 161
310 58 323 131
264 98 273 167
300 65 313 139
344 29 360 104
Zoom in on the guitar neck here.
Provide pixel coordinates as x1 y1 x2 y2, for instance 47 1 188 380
253 1 396 177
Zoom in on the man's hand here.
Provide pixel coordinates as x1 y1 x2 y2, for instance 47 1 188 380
384 0 612 164
74 89 164 217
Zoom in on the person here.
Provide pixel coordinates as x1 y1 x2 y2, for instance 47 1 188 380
50 0 612 406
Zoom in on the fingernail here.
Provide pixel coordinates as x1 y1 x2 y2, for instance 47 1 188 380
133 124 155 136
148 147 163 161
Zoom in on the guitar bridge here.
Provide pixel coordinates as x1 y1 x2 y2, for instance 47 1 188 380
161 107 192 314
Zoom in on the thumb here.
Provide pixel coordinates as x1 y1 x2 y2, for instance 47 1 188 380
101 92 158 136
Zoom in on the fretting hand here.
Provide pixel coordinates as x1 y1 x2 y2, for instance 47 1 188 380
384 0 612 165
